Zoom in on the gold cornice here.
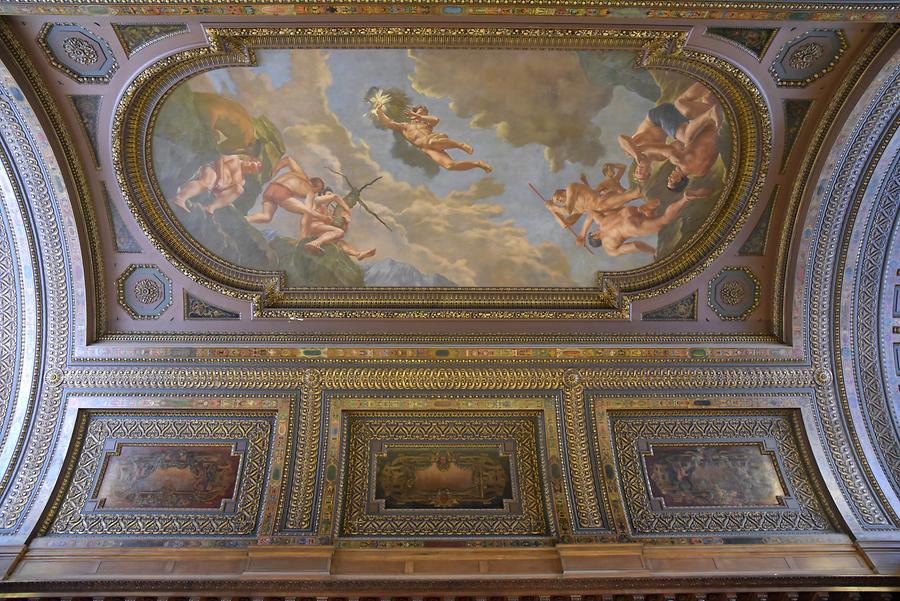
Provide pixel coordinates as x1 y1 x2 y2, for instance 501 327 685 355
61 366 818 391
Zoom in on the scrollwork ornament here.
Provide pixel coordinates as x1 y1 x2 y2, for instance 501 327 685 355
788 42 825 70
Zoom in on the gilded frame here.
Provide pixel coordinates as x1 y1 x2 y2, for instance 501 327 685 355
114 26 768 319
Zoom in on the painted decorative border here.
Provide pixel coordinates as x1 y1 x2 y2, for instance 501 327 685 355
113 26 766 320
111 22 189 58
2 1 899 23
703 27 778 62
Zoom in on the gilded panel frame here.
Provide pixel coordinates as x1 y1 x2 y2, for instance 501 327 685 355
276 384 590 544
38 395 293 540
336 410 555 539
589 394 845 539
114 26 768 320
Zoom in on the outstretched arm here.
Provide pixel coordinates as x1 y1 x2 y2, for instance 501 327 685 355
375 106 403 132
274 155 310 181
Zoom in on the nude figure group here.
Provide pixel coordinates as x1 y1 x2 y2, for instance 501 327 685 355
543 82 722 257
546 162 704 257
174 154 375 260
618 82 723 193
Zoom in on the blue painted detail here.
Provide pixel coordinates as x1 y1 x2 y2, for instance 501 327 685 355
895 343 900 375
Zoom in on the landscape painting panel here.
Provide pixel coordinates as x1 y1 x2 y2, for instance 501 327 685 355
153 48 731 288
94 444 241 510
643 444 786 508
375 447 513 510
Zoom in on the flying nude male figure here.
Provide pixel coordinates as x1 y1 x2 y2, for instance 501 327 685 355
172 155 262 214
618 82 722 192
584 188 707 256
371 98 492 173
246 155 325 224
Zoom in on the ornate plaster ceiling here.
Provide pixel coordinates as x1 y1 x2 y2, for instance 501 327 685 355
0 2 897 595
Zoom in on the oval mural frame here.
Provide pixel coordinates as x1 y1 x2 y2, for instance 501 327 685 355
114 26 768 319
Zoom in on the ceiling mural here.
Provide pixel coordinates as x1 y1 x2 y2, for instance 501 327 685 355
0 5 897 596
115 27 765 320
151 48 731 289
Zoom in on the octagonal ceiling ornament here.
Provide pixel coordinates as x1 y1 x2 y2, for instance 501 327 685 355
116 264 173 319
707 266 760 320
770 29 847 88
39 23 118 84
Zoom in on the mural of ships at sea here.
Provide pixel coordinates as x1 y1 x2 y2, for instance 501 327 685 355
153 48 731 289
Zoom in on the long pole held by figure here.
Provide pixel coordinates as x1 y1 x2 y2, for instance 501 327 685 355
528 183 594 255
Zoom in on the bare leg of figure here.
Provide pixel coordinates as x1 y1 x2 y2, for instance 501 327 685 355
205 187 243 215
338 241 376 260
599 187 643 211
246 201 278 223
429 138 474 155
675 82 717 117
426 149 492 173
640 189 705 230
304 225 345 254
681 106 720 144
173 166 217 212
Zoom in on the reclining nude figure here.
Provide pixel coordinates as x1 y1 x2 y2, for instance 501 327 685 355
584 188 707 256
618 82 722 192
246 155 325 224
172 155 262 214
372 99 492 173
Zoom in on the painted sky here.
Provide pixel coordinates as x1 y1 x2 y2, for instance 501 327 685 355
195 49 667 287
